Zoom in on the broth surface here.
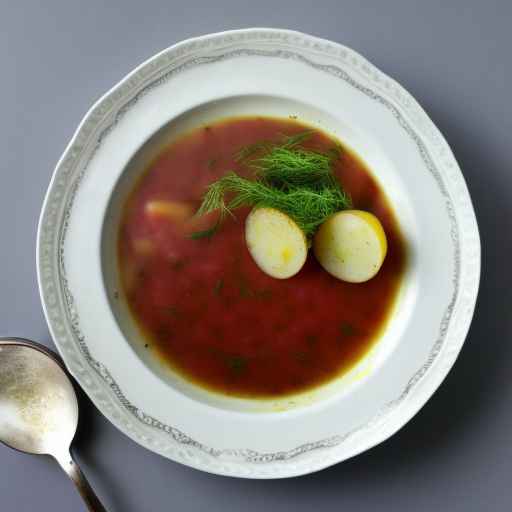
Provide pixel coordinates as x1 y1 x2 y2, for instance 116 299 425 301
118 117 406 398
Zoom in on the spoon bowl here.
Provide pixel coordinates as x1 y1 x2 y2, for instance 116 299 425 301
0 338 77 455
0 338 106 511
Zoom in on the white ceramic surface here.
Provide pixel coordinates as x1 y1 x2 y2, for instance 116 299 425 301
37 28 480 478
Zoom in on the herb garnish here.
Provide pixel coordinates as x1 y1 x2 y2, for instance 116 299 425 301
187 222 220 240
192 132 351 239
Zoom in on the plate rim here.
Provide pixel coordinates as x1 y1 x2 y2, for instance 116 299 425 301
37 27 481 478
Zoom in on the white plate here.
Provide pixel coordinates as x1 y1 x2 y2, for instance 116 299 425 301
37 28 480 478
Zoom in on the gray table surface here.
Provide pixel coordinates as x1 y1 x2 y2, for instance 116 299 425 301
1 1 510 510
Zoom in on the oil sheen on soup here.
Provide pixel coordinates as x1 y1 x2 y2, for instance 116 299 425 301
118 117 406 398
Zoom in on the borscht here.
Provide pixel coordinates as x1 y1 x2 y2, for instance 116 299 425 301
118 116 406 398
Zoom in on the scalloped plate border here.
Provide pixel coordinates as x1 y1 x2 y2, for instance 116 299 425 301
37 28 480 478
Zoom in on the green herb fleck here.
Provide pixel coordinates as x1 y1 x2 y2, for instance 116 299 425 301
162 306 179 317
238 279 254 298
327 143 343 161
157 325 171 340
226 355 248 374
207 346 222 357
293 350 309 364
306 335 317 346
187 221 220 240
213 278 224 296
256 289 272 300
207 157 218 168
172 260 186 271
341 322 355 337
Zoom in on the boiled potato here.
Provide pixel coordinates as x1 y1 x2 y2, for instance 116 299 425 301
245 207 307 279
314 210 387 283
145 200 194 222
132 238 155 255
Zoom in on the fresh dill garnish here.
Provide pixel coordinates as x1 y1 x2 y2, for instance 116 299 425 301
192 131 351 239
195 172 350 236
253 147 334 190
234 131 313 162
327 143 343 161
234 140 273 162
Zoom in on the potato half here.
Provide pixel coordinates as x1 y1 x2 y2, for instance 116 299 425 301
145 200 194 222
314 210 387 283
245 207 308 279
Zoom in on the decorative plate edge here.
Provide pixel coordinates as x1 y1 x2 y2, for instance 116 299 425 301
36 28 480 478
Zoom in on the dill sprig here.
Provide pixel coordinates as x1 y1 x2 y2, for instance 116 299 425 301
187 222 220 240
192 131 351 239
254 147 334 190
196 172 350 236
233 130 313 162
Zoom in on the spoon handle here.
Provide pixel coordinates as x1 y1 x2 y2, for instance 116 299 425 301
57 452 107 512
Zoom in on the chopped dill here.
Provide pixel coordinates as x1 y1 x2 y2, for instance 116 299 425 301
192 131 351 239
253 147 335 190
195 172 350 236
234 130 313 162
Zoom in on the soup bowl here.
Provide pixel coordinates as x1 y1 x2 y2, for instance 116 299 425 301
37 28 480 478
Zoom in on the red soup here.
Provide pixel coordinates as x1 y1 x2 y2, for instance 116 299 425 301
118 117 406 398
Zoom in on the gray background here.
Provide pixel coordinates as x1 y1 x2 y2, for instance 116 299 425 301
0 1 510 510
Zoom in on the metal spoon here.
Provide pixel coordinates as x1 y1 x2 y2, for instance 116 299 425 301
0 337 107 511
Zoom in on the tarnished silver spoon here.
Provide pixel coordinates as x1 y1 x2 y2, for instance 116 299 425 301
0 338 107 511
